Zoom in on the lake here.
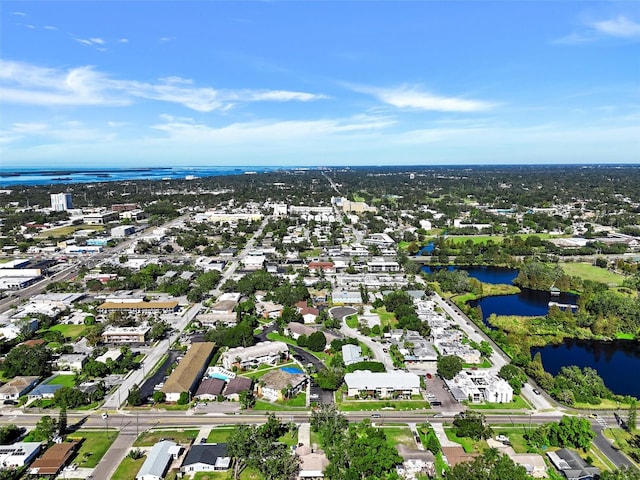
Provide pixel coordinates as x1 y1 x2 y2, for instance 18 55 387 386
421 264 640 397
532 339 640 398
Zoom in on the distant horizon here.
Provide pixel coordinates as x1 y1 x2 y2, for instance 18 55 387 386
2 2 639 166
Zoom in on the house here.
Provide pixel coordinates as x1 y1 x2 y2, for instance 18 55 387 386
308 262 335 274
367 259 400 272
0 376 39 401
95 349 123 364
162 342 216 402
136 440 181 480
395 445 436 480
331 290 362 304
27 382 63 401
441 446 477 468
221 341 289 370
55 354 87 372
342 344 363 366
181 443 231 474
0 442 41 468
199 300 238 327
486 438 547 478
28 441 79 477
241 255 266 270
296 445 329 480
547 448 600 480
299 306 319 324
257 369 307 402
344 371 420 399
194 378 226 401
223 376 253 401
285 323 339 344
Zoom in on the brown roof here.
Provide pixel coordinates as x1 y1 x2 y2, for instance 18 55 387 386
30 441 79 475
308 261 334 269
260 369 306 391
0 376 39 395
223 376 253 396
441 446 477 467
97 300 178 310
162 342 216 395
195 377 225 397
23 339 46 347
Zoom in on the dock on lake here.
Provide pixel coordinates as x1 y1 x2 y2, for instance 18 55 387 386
548 301 578 309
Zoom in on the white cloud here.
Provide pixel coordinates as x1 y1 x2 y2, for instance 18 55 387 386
119 38 129 43
89 37 105 44
0 60 327 111
159 36 174 44
591 16 640 38
553 32 592 45
74 37 107 48
355 85 494 112
44 25 58 31
11 11 26 16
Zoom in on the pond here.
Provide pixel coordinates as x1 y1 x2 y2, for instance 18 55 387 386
532 339 640 398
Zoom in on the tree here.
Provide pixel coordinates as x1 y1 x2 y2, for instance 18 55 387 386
498 363 527 394
306 331 327 352
239 390 256 410
3 344 51 378
127 384 143 406
600 468 640 480
54 386 87 409
447 450 533 480
0 424 21 444
152 391 166 404
177 391 190 405
30 416 57 442
58 405 67 435
437 355 464 380
453 411 493 440
526 416 595 450
628 399 637 432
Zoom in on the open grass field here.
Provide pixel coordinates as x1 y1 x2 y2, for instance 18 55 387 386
468 395 530 410
47 374 76 387
133 429 199 447
68 430 118 468
50 323 87 340
206 427 235 443
345 315 359 329
444 427 489 454
192 468 261 480
36 224 104 238
381 426 415 448
111 456 145 480
561 262 626 286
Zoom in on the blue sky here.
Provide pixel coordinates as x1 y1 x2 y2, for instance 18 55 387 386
1 1 639 168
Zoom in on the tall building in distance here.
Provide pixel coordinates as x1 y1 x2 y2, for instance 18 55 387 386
50 193 73 211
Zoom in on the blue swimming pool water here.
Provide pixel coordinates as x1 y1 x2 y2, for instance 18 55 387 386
209 372 230 381
281 366 303 374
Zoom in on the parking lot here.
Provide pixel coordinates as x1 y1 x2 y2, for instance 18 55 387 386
423 375 464 412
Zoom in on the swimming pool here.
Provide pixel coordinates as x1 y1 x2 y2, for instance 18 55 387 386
209 372 230 381
281 366 304 374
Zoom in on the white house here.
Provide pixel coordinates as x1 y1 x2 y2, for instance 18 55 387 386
222 341 289 370
136 440 181 480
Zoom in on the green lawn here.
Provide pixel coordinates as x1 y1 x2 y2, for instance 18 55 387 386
602 428 640 465
338 399 431 411
468 395 530 410
111 456 145 480
560 262 626 286
47 374 77 387
371 307 397 328
134 429 199 447
193 468 262 479
444 427 489 453
67 430 118 468
345 315 359 329
206 427 236 443
381 426 415 448
36 224 104 238
50 324 87 340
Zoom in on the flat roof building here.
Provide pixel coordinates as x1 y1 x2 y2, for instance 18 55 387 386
221 341 289 371
344 371 420 399
162 342 216 402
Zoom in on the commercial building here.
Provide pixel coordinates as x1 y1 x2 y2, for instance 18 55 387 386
344 371 420 399
162 342 216 402
0 442 41 468
97 300 179 314
83 210 119 225
111 225 136 238
50 193 73 211
101 325 151 344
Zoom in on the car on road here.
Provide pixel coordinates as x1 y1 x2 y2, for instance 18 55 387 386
532 388 541 395
589 413 598 419
433 413 443 418
371 414 381 418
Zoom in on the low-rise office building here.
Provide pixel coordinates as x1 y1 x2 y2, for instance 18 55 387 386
222 341 289 370
344 371 420 399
